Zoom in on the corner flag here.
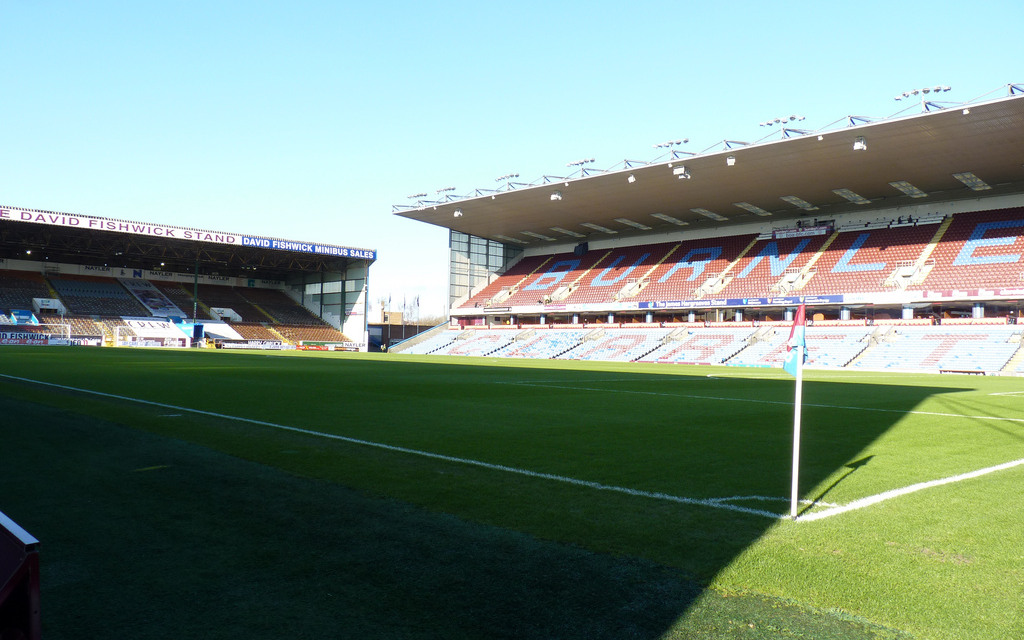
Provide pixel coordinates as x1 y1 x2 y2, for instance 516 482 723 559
782 304 807 377
786 304 807 519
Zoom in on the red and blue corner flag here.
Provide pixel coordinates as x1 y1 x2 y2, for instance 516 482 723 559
786 304 808 520
782 304 807 377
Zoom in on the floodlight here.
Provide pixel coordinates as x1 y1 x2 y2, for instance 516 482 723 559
726 155 736 166
833 188 870 205
627 174 636 183
550 191 563 201
493 234 526 244
651 213 688 226
733 202 772 217
550 227 585 238
780 195 819 211
614 218 652 230
952 172 991 191
453 209 463 218
889 181 928 198
672 166 691 179
853 136 867 151
580 222 618 234
521 231 556 241
691 208 728 222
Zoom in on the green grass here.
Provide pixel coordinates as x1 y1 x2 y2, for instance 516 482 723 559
1 346 1022 638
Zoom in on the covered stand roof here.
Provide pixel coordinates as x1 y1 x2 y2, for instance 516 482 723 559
0 207 376 281
395 91 1024 247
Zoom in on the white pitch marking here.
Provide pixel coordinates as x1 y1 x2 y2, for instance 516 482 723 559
797 457 1024 521
0 373 785 519
7 373 1019 523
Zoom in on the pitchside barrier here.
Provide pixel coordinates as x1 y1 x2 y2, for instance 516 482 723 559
0 510 40 640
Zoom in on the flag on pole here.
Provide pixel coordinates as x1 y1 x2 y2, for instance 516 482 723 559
786 304 808 520
782 304 807 377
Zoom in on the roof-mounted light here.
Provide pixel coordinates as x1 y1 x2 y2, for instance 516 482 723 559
580 222 618 234
614 218 652 230
550 226 585 238
889 181 928 198
781 196 819 211
733 202 773 217
521 231 556 241
833 188 870 205
691 208 728 222
952 172 991 191
651 213 689 226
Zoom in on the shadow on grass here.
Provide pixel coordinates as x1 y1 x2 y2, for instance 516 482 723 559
802 454 873 515
0 354 957 639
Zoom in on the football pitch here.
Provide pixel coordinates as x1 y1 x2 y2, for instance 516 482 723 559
1 347 1021 639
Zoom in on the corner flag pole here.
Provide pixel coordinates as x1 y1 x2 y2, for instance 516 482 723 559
783 304 807 520
789 341 804 520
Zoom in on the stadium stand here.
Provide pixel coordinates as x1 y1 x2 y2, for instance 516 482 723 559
712 234 832 299
848 324 1021 373
492 327 589 359
391 205 1024 372
424 329 517 357
232 322 283 341
452 208 1024 325
630 236 758 303
636 326 756 364
558 327 673 361
460 235 762 309
796 221 940 296
560 245 663 305
276 323 349 344
399 329 461 355
727 324 874 368
5 204 1024 367
152 281 216 320
192 284 269 322
909 207 1024 292
238 288 326 325
0 268 351 347
0 270 52 313
49 275 151 317
500 250 615 307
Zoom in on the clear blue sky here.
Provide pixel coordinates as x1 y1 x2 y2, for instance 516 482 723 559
2 1 1021 320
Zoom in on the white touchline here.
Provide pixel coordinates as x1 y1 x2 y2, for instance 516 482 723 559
0 373 786 519
6 372 1020 524
797 457 1024 522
